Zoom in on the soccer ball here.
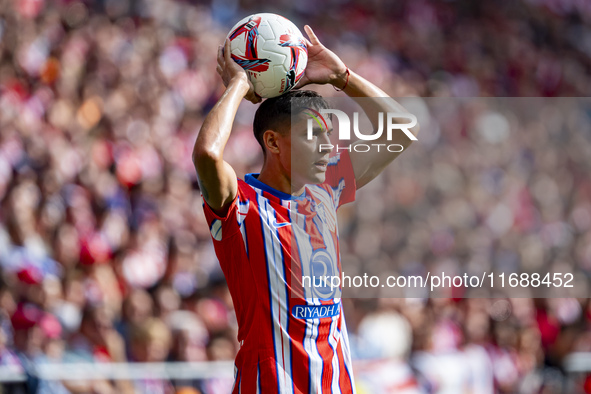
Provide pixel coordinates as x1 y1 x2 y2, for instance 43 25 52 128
226 13 308 98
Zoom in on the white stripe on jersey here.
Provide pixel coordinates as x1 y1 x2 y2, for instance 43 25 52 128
339 312 356 393
256 360 261 394
237 199 250 257
292 223 323 392
329 311 342 394
308 299 323 393
257 192 294 394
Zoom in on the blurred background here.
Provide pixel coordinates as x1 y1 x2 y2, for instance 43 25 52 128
1 0 591 393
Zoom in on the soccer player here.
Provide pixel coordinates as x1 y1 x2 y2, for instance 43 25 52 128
192 25 418 394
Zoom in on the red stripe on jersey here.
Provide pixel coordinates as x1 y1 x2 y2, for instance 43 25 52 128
337 334 355 393
317 315 335 391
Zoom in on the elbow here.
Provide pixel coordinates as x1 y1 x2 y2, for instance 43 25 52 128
192 145 221 169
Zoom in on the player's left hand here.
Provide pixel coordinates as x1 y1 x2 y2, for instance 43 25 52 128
296 25 348 89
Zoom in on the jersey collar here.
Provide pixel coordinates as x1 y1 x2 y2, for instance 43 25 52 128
245 173 306 201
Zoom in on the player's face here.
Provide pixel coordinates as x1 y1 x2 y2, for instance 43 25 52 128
280 111 333 190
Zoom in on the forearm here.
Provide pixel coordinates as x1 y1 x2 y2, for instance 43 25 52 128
336 70 418 145
192 78 247 211
336 69 419 189
193 78 250 162
336 69 387 99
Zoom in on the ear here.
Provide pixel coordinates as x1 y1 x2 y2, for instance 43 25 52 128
262 130 281 155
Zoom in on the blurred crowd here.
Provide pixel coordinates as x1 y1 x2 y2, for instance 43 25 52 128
0 0 591 393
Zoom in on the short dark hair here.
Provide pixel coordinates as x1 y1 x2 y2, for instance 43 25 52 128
253 90 329 155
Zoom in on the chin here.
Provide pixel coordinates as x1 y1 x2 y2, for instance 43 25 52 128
308 172 326 185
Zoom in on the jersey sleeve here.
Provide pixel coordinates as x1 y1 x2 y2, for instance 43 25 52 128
323 150 357 209
202 180 248 243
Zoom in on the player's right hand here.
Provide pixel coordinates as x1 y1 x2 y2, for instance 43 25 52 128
217 38 262 104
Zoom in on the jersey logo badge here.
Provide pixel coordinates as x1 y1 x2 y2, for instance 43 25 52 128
210 219 222 241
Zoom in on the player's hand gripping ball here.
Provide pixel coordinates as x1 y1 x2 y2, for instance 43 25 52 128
226 13 308 98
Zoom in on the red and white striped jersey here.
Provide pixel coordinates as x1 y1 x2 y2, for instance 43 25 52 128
202 151 357 394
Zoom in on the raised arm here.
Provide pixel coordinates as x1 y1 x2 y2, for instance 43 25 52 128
298 25 419 189
192 39 260 214
341 70 419 189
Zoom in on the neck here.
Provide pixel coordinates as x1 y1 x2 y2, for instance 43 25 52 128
257 159 305 196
